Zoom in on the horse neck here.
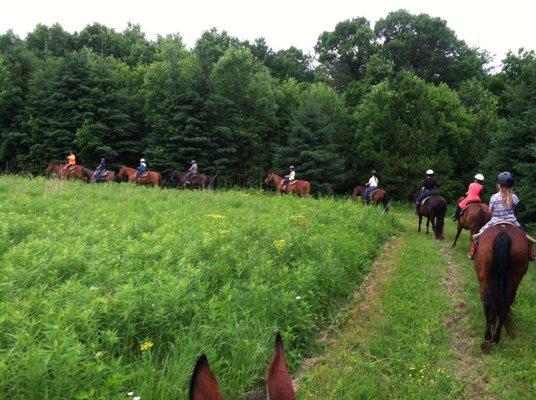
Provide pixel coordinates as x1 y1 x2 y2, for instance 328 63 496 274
271 174 283 185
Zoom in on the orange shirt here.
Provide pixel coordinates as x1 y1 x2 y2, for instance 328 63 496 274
68 154 76 165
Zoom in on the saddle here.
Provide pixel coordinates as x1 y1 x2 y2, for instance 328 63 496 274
140 172 149 178
460 200 482 216
67 165 77 172
421 194 436 205
287 180 297 186
94 170 108 177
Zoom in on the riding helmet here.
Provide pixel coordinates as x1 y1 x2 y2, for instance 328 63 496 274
497 171 514 187
426 169 434 175
289 165 295 170
372 169 377 175
474 173 484 182
191 160 196 164
140 158 145 162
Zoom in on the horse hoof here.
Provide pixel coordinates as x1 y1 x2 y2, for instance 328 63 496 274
481 341 492 354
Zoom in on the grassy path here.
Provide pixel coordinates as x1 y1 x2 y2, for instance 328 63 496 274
297 208 535 399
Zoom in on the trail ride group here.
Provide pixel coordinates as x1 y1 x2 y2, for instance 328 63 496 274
41 151 534 397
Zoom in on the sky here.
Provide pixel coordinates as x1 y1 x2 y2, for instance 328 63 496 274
1 0 535 67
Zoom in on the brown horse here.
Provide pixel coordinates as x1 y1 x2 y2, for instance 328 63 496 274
45 162 63 178
92 170 116 183
452 200 491 249
189 333 295 400
417 195 447 239
169 170 215 189
117 166 163 187
59 165 93 183
367 189 390 212
352 185 365 201
474 224 529 353
264 172 310 197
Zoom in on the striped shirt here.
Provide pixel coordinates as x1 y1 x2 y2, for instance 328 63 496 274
479 192 520 233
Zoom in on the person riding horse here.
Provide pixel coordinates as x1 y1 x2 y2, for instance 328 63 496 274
61 151 76 175
94 158 107 182
415 169 439 214
282 166 296 191
470 171 536 260
452 173 485 221
136 158 147 184
363 170 379 204
186 160 198 184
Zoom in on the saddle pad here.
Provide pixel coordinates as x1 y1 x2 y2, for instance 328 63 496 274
140 172 149 177
422 195 434 205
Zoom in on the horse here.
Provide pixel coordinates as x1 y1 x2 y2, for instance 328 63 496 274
189 333 295 400
45 162 63 178
452 199 491 249
264 172 310 198
474 224 529 353
59 165 93 183
367 189 390 212
117 166 163 187
92 170 116 183
352 185 365 201
168 170 187 188
417 195 447 239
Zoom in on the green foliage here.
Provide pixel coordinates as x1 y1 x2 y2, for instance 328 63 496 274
353 72 474 201
482 50 536 227
0 176 396 399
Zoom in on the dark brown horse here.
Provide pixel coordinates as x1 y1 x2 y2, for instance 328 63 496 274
92 170 116 183
189 333 295 400
117 166 163 187
169 170 215 189
417 195 447 239
367 189 390 212
474 224 529 353
59 165 93 182
452 199 491 249
264 172 310 197
45 162 63 178
352 185 365 201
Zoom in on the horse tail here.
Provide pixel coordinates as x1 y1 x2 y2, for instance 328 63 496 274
434 198 447 239
304 181 311 197
490 232 514 336
157 173 163 188
382 191 390 212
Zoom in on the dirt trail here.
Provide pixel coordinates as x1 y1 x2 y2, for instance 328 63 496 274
292 235 404 393
441 245 494 399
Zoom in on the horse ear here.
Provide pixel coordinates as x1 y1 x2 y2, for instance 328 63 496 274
267 333 295 400
189 355 225 400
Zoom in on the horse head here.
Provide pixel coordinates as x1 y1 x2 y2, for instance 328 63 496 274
189 333 295 400
264 172 275 184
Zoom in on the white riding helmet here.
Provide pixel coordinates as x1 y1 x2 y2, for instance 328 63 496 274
426 169 434 175
140 158 146 162
474 173 484 182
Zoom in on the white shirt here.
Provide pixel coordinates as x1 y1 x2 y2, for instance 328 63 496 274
288 171 295 180
368 176 378 187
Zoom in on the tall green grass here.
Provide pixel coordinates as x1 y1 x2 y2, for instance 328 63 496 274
0 176 396 399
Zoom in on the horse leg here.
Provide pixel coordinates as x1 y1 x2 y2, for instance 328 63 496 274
481 301 493 354
426 217 430 234
452 224 462 247
418 214 422 232
493 320 503 344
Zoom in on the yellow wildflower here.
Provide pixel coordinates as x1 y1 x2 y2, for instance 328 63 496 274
140 341 153 351
274 240 286 251
218 229 230 236
208 213 225 219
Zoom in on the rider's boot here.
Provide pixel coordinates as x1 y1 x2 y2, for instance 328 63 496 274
468 242 478 260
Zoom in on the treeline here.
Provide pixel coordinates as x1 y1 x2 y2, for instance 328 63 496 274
0 11 534 223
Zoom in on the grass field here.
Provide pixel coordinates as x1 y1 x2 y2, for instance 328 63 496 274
0 176 397 399
298 208 536 399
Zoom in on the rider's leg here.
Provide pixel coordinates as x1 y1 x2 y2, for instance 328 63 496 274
452 205 462 221
527 234 536 261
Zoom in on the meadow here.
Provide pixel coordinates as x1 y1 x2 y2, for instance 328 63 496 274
0 176 396 399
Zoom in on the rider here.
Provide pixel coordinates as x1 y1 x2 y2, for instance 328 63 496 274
94 157 107 181
415 169 439 214
62 151 77 174
363 170 379 204
136 158 147 183
282 166 296 191
469 172 535 260
186 160 198 184
452 173 485 221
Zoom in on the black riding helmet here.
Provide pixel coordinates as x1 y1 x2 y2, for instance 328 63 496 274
497 171 514 187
